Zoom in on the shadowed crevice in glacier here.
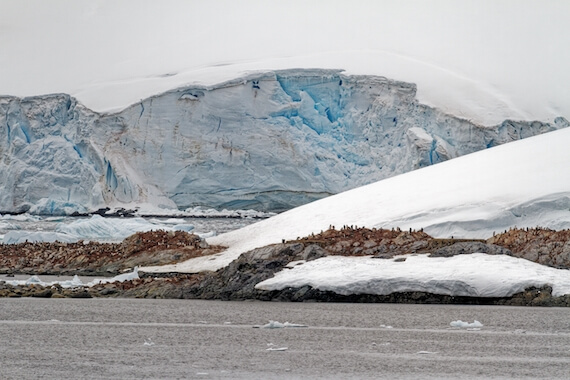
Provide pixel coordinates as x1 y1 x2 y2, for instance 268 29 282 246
0 69 567 214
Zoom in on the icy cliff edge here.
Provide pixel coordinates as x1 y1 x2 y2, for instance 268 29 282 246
0 69 567 214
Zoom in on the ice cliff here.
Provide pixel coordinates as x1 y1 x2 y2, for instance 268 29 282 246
0 69 567 215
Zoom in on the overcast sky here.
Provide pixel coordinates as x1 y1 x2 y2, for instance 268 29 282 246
1 0 568 125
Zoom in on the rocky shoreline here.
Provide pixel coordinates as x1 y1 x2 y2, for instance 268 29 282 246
0 230 222 276
1 227 569 306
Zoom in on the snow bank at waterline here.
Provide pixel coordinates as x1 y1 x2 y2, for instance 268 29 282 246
256 254 570 298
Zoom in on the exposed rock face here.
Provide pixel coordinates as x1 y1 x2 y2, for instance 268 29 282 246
429 241 511 258
293 226 432 258
250 285 570 307
487 228 570 268
1 70 566 214
112 243 324 300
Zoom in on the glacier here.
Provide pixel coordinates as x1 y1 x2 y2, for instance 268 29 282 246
1 69 567 215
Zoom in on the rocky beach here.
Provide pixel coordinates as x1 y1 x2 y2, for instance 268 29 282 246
1 226 569 306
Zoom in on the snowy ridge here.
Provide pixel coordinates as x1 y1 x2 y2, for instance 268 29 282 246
141 127 570 274
0 70 565 215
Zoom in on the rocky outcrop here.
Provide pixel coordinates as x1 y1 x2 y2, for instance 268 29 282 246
428 241 511 257
292 226 432 258
0 230 221 276
487 228 570 268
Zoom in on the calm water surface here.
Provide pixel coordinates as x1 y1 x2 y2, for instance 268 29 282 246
0 299 569 379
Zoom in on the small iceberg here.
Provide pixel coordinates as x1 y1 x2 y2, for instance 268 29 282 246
450 320 483 328
144 338 155 346
255 320 308 329
266 343 288 351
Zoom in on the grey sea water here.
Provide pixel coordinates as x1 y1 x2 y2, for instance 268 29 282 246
0 299 569 379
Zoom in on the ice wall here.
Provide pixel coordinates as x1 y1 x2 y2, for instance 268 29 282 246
0 69 566 214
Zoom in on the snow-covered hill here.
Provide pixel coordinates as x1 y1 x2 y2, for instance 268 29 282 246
0 70 565 215
3 1 569 301
139 127 570 273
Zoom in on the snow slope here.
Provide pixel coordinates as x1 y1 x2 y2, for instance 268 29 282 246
1 1 569 126
141 127 570 273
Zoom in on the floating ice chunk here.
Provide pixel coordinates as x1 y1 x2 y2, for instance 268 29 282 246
266 347 288 351
3 268 139 289
3 231 78 244
162 218 186 225
261 321 284 329
0 222 20 230
197 231 216 239
144 338 155 346
57 275 84 288
149 218 186 225
257 320 308 329
26 276 43 285
45 216 66 222
0 214 41 222
4 274 82 288
450 320 483 328
173 224 195 232
56 215 170 242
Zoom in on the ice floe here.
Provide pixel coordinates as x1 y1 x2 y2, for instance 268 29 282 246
254 321 308 329
450 320 484 329
2 267 140 288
